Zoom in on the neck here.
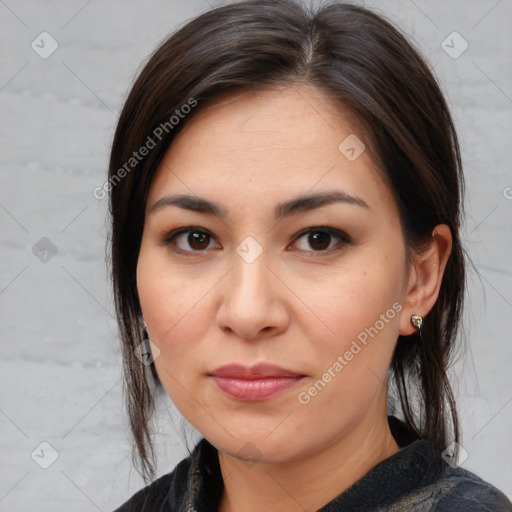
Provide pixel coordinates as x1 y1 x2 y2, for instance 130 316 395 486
217 397 400 512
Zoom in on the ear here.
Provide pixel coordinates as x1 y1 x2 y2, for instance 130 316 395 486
399 224 452 336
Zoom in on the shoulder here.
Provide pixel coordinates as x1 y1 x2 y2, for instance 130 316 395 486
113 437 222 512
430 467 512 511
113 471 173 512
385 418 512 511
113 455 193 512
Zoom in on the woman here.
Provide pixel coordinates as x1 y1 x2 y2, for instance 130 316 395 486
109 0 512 510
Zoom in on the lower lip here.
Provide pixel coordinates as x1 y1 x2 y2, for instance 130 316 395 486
209 375 304 401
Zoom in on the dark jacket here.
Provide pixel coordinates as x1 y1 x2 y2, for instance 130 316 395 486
114 416 512 511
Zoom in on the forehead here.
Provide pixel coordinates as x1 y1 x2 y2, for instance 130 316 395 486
147 85 395 219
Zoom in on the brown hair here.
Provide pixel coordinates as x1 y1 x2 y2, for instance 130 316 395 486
108 0 466 481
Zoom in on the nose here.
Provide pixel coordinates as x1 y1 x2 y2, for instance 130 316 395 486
216 253 290 341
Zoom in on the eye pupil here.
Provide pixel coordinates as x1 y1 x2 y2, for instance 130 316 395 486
189 232 209 250
309 231 331 250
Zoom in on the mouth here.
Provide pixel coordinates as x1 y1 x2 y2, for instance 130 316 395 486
207 363 306 401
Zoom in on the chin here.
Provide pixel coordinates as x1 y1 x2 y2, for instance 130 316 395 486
201 425 317 466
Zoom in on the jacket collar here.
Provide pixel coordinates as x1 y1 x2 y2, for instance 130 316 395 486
170 416 444 511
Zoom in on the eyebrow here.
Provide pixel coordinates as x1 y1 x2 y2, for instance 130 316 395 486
149 190 369 219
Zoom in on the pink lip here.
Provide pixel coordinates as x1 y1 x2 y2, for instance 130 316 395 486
208 363 305 401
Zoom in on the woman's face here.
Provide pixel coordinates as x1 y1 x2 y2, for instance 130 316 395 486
137 85 413 463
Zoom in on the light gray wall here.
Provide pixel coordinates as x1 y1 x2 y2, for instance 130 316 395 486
0 0 511 510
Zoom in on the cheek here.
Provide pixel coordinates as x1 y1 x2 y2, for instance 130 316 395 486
297 293 401 440
301 249 404 400
137 248 189 359
136 245 227 434
137 261 207 415
138 244 193 332
311 263 402 346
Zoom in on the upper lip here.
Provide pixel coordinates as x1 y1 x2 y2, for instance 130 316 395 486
208 363 304 379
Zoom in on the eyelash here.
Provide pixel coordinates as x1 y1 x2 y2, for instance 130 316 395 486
161 225 351 256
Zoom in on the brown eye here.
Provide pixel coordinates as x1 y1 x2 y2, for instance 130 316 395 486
307 231 331 251
186 231 210 250
163 227 220 254
292 227 351 254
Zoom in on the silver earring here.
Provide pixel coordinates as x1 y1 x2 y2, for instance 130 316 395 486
411 315 423 330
